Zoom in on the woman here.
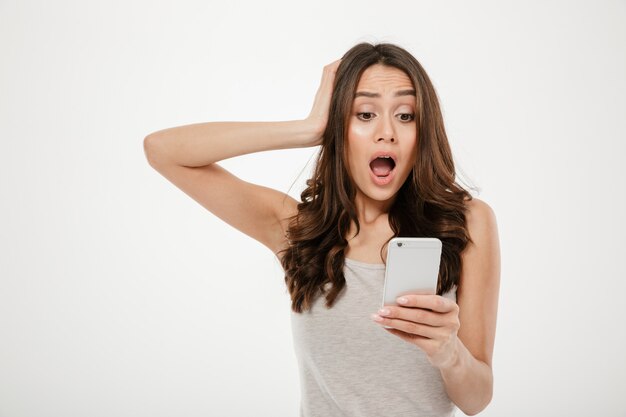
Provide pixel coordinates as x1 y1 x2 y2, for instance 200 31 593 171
144 42 500 417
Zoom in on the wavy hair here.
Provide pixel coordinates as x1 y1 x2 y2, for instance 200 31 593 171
278 42 475 313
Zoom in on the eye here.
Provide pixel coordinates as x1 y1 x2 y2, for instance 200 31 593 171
399 113 415 122
356 112 374 121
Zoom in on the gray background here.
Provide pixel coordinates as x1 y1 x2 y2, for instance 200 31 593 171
1 0 625 416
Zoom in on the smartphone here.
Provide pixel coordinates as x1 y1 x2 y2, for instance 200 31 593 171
380 238 442 328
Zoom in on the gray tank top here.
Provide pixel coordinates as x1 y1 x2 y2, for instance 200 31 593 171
290 257 458 417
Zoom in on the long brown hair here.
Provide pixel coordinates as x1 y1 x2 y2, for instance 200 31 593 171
278 42 475 313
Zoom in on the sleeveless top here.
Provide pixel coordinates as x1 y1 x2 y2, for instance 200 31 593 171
290 257 458 417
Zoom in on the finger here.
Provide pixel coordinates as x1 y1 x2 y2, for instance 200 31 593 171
317 62 340 93
378 317 440 339
385 327 430 345
378 305 446 327
397 294 458 313
385 328 441 363
309 59 342 129
325 58 342 71
321 59 342 84
321 71 336 91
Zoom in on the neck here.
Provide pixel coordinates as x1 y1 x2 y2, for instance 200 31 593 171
345 192 395 245
353 189 396 225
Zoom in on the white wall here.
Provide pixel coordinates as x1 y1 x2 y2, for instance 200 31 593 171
1 1 625 416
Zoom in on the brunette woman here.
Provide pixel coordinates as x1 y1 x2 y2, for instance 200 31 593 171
144 42 500 417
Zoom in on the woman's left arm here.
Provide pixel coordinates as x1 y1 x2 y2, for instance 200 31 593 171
437 199 501 414
371 198 501 415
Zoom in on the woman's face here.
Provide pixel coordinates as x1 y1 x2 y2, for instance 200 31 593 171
345 64 418 208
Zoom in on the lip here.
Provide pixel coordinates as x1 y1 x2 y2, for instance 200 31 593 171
368 150 398 186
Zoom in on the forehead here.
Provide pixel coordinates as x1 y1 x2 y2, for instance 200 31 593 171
355 64 414 92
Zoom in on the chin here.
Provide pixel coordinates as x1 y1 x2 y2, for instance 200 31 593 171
360 183 400 202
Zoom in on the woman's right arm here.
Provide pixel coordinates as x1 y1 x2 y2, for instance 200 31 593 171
142 119 320 258
142 60 340 258
143 120 321 168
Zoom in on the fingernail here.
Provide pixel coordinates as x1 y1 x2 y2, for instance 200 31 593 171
378 308 390 316
371 314 383 322
397 297 408 304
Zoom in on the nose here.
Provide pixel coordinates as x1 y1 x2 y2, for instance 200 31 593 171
376 113 395 143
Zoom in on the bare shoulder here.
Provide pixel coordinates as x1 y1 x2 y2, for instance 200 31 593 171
464 196 496 219
463 197 498 243
461 196 500 277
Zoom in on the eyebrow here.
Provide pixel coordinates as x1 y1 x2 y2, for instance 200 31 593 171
354 89 416 98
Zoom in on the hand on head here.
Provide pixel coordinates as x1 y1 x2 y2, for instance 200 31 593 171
305 58 342 146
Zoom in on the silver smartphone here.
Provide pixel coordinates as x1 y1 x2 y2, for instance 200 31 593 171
380 237 442 328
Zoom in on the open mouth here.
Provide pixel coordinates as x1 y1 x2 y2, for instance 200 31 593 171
369 155 396 178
